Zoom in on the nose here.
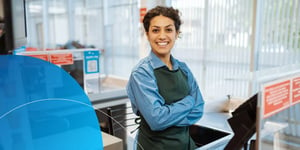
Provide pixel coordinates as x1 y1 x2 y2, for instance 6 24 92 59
158 31 167 40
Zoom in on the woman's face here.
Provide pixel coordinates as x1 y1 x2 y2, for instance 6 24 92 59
147 15 178 58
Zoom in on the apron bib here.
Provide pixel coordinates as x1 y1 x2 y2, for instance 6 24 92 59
137 66 196 150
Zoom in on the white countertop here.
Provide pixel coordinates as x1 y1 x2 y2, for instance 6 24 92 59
195 112 232 132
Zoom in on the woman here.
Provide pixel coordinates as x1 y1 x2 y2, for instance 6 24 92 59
126 6 204 150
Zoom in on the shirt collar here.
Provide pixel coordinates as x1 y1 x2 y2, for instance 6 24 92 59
149 51 179 70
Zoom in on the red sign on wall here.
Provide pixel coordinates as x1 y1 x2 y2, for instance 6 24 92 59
263 80 291 118
140 7 147 23
50 53 73 65
27 54 49 61
292 77 300 105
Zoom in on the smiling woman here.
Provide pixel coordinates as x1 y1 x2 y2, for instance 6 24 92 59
146 15 178 69
126 6 205 150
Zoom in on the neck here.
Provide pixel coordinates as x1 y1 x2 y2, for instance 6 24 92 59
161 56 172 70
152 51 173 70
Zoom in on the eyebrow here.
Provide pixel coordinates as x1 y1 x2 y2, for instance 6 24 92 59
151 24 174 28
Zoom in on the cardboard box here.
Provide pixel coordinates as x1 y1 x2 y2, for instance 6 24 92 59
102 132 123 150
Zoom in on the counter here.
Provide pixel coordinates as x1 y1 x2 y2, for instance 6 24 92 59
87 76 235 150
89 89 128 109
88 75 129 109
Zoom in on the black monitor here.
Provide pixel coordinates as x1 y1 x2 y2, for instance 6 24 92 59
1 0 27 54
224 93 258 150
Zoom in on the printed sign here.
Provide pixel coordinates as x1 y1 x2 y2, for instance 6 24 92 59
263 80 291 118
27 54 49 61
292 77 300 104
84 50 100 74
50 53 73 65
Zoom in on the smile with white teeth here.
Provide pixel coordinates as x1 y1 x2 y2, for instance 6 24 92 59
157 42 168 46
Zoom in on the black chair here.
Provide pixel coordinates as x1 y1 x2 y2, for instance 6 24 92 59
107 106 139 134
106 103 139 150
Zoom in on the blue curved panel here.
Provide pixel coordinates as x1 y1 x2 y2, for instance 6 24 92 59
0 55 103 150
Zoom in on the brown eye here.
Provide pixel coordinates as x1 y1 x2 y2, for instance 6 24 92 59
152 29 159 33
166 28 173 33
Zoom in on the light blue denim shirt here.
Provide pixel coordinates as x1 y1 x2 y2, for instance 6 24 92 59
126 51 204 131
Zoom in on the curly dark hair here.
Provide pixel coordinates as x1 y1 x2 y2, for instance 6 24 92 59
143 6 182 33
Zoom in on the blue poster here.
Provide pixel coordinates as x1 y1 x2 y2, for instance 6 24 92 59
84 50 100 74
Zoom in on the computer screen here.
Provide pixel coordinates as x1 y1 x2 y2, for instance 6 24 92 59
224 93 258 150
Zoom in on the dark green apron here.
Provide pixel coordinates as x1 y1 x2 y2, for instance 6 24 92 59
137 66 196 150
